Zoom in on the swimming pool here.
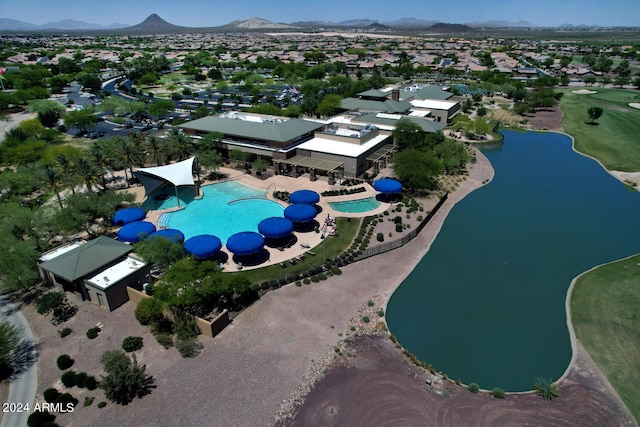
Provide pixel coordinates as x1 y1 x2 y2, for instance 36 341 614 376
158 181 284 243
328 197 381 213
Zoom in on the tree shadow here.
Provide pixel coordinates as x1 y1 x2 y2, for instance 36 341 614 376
584 122 600 126
9 340 38 381
135 375 157 400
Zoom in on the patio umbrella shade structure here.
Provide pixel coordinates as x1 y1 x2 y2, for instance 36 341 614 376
112 207 146 226
373 178 403 194
226 232 265 256
117 221 157 243
148 228 185 243
258 217 294 239
284 204 317 223
289 189 320 205
184 234 222 259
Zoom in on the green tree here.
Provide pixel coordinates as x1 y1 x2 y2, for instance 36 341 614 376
148 100 174 119
28 99 65 128
316 94 343 117
393 149 442 190
74 156 103 193
0 321 21 378
144 136 168 167
134 237 184 269
392 118 425 151
63 109 96 132
114 136 144 186
587 106 603 124
99 350 154 405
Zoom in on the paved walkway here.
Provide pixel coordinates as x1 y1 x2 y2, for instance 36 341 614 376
0 297 38 427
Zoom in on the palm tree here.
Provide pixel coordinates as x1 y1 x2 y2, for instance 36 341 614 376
168 129 195 161
145 135 167 166
88 141 114 189
55 153 77 195
115 136 144 187
75 156 103 193
41 164 64 209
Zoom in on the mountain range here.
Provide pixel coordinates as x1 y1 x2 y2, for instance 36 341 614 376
0 14 596 32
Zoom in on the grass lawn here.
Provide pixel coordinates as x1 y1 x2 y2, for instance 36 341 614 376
570 254 640 422
229 217 361 284
559 88 640 171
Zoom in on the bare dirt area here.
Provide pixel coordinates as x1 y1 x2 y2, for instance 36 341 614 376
0 110 36 140
284 335 637 427
522 105 563 131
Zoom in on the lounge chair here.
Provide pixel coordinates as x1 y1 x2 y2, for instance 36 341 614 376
306 251 316 256
279 262 286 268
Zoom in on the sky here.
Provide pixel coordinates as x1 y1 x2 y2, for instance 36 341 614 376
3 0 639 27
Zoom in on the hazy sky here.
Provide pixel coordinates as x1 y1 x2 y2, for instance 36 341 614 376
3 0 639 27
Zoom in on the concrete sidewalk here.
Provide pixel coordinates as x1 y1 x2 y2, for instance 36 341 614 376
0 297 38 427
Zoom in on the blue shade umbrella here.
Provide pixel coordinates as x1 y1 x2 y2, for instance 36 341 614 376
149 228 185 243
117 221 156 243
112 207 146 226
226 232 265 256
258 217 294 239
289 189 320 205
184 234 222 259
284 204 317 223
373 178 403 194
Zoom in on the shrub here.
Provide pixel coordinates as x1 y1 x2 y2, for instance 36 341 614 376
84 396 95 407
37 292 65 315
534 377 560 400
395 223 403 233
492 387 505 398
55 392 78 408
86 327 100 339
331 267 342 276
318 273 327 281
303 278 311 285
376 232 384 242
61 370 76 387
176 337 203 358
27 410 55 427
134 297 165 326
85 376 97 390
311 276 320 283
122 336 144 352
362 316 370 323
154 332 173 349
56 354 74 370
367 300 374 307
59 328 72 338
97 401 107 408
295 281 302 287
43 388 60 403
377 309 385 317
74 372 88 388
394 216 402 224
468 382 479 393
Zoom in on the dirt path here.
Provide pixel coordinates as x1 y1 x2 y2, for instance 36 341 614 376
285 336 637 427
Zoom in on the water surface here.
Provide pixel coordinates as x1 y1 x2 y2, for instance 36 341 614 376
387 130 640 391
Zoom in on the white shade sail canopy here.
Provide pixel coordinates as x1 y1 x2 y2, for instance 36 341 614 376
134 157 196 197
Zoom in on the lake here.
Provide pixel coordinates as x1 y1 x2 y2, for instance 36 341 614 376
386 130 640 391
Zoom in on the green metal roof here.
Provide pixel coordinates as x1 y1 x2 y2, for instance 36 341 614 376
354 113 447 133
39 236 132 282
340 98 411 114
402 85 453 101
178 116 324 143
357 89 390 99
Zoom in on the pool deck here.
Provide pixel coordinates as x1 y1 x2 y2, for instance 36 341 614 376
122 167 392 271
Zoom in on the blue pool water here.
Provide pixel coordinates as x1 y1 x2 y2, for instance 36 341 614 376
328 197 381 213
386 130 640 391
159 181 284 243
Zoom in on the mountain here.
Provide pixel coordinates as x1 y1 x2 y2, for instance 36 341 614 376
382 18 438 27
337 19 379 27
0 18 126 31
427 23 475 33
467 20 536 28
225 18 295 29
123 14 187 33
